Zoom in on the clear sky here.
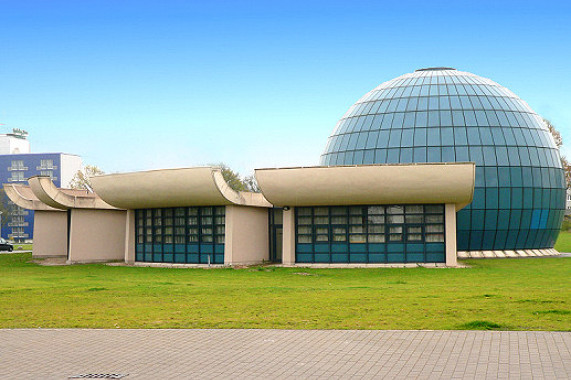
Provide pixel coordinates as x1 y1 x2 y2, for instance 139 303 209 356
0 0 570 176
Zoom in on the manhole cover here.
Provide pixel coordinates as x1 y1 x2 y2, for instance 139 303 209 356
69 375 128 379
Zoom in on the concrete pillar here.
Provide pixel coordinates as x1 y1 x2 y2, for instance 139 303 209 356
282 207 295 265
224 205 234 265
445 203 458 267
125 209 136 264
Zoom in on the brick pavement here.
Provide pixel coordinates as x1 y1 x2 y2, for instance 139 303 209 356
0 329 569 379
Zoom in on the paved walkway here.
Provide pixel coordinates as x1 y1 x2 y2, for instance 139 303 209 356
1 330 570 379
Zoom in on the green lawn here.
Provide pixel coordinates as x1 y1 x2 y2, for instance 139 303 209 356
0 253 569 330
555 230 571 252
13 243 33 251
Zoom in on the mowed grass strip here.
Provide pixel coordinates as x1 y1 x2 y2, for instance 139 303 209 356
1 253 569 330
555 230 571 252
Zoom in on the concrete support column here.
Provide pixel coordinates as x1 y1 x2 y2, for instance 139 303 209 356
125 209 136 264
445 203 458 267
282 207 295 265
224 205 234 265
67 210 74 263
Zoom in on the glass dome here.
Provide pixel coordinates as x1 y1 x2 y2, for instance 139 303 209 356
320 68 565 251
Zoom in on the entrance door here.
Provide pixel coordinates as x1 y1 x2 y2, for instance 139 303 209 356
269 208 283 263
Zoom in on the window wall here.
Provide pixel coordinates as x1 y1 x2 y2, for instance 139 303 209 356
295 204 445 263
135 206 225 264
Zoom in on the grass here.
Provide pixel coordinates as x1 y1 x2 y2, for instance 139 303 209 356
555 230 571 252
0 253 569 330
13 243 33 251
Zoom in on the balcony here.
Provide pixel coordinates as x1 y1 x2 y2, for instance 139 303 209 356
7 166 28 171
8 222 29 227
10 210 29 216
9 233 29 239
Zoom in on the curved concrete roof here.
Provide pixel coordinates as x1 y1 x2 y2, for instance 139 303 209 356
90 167 272 209
255 163 475 210
3 183 63 211
28 176 118 210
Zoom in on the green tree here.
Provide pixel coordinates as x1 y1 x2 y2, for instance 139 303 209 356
0 189 16 228
213 163 261 193
70 165 105 190
544 119 570 188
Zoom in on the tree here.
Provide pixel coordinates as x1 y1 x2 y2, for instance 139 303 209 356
69 165 104 191
544 119 563 148
544 119 570 188
213 163 261 193
243 174 261 193
216 163 247 192
0 189 16 227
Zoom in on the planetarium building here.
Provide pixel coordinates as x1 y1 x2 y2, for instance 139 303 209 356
321 68 566 252
4 68 565 267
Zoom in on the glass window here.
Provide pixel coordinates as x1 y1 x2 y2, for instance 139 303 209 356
427 128 440 146
387 205 404 214
463 110 477 126
442 147 455 162
441 128 454 145
427 147 441 162
403 112 415 128
426 215 444 223
405 205 423 213
368 206 384 214
40 159 55 169
479 127 494 145
413 147 427 162
135 206 225 263
387 215 404 224
428 111 440 127
426 234 444 242
388 129 402 147
417 97 428 110
401 129 414 147
415 111 428 127
10 160 24 169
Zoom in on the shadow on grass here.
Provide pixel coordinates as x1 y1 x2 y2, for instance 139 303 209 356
534 309 570 315
459 320 503 330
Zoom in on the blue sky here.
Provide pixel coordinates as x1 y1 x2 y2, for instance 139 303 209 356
0 0 570 176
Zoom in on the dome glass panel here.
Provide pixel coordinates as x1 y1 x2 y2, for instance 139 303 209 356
320 68 565 251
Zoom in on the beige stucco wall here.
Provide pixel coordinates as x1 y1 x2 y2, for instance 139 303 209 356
282 208 296 265
445 203 458 267
32 210 68 258
124 210 136 264
225 205 268 265
67 209 127 263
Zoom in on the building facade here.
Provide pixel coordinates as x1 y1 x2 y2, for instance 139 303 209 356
2 68 564 264
320 68 566 253
0 130 82 241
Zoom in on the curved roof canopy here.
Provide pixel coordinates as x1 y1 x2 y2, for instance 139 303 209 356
91 167 272 209
3 183 63 211
256 163 475 210
27 176 117 210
